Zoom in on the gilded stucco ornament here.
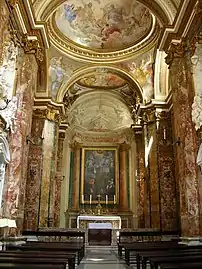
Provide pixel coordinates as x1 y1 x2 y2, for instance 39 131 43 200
21 35 44 62
165 41 186 68
7 0 20 8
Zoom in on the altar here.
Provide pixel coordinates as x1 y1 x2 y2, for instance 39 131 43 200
77 215 121 229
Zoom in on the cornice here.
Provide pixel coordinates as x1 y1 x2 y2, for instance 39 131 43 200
48 15 160 64
159 0 200 51
33 98 66 118
6 0 49 52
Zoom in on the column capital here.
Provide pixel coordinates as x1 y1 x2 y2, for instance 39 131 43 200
58 132 66 140
33 108 63 123
70 141 83 150
155 110 170 121
119 142 131 152
165 41 187 68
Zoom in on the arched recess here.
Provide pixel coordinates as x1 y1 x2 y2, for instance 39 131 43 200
34 0 171 26
56 65 143 102
0 134 10 208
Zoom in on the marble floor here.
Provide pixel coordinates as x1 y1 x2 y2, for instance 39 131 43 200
77 246 131 269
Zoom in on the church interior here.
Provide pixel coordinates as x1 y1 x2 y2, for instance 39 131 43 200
0 0 202 267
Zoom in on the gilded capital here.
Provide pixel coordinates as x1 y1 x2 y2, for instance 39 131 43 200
119 142 131 152
70 141 82 150
59 132 66 140
165 41 186 68
142 109 156 123
7 0 19 8
46 108 61 123
21 34 44 62
155 110 169 121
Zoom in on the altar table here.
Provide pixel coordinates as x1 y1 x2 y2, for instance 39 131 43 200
77 215 121 229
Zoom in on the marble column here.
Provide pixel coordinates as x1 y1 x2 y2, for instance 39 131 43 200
155 111 178 231
24 110 45 230
135 129 145 228
119 142 130 210
38 110 60 227
143 121 151 228
165 41 200 236
71 141 82 210
147 113 160 229
53 131 66 227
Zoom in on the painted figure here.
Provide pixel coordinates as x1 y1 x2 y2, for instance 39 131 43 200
84 150 116 201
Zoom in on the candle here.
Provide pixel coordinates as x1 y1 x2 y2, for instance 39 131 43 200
89 194 92 204
106 195 108 204
114 195 116 204
163 128 166 140
82 195 84 204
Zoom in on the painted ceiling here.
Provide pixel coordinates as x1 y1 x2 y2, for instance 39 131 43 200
30 0 182 135
55 0 152 51
77 69 126 88
68 91 133 133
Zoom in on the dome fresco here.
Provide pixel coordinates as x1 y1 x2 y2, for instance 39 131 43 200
55 0 153 51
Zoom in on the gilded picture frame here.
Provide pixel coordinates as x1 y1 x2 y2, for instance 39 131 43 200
81 147 119 204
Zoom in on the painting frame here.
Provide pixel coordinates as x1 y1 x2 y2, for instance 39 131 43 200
81 147 119 204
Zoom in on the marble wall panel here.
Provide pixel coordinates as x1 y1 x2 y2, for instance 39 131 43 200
39 120 56 227
157 114 178 231
0 0 9 64
148 123 160 229
169 55 200 236
23 115 45 230
3 53 37 232
135 132 145 227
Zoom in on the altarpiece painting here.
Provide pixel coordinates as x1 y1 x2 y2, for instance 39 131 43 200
81 147 118 204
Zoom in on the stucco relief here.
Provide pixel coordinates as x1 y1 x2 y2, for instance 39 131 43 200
0 133 10 212
191 43 202 130
0 40 18 132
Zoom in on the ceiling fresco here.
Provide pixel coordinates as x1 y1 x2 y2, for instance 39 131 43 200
55 0 152 50
78 69 126 88
68 92 133 133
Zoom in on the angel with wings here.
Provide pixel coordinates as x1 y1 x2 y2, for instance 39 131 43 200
49 57 72 100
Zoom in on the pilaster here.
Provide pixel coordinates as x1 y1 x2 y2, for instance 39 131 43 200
70 141 82 210
119 142 130 210
166 41 200 236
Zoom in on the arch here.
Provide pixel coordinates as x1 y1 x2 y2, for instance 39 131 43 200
56 65 143 102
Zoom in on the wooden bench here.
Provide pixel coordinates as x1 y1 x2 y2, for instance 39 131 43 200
117 230 180 258
0 251 76 269
22 230 85 244
139 248 202 269
149 254 202 269
123 241 186 268
0 264 65 269
8 241 84 264
160 261 202 269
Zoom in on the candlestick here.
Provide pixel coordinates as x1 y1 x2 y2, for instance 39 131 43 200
114 195 116 204
82 195 84 204
89 194 92 205
106 195 108 204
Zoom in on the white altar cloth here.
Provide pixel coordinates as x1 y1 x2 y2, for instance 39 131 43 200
88 222 112 229
77 215 121 229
